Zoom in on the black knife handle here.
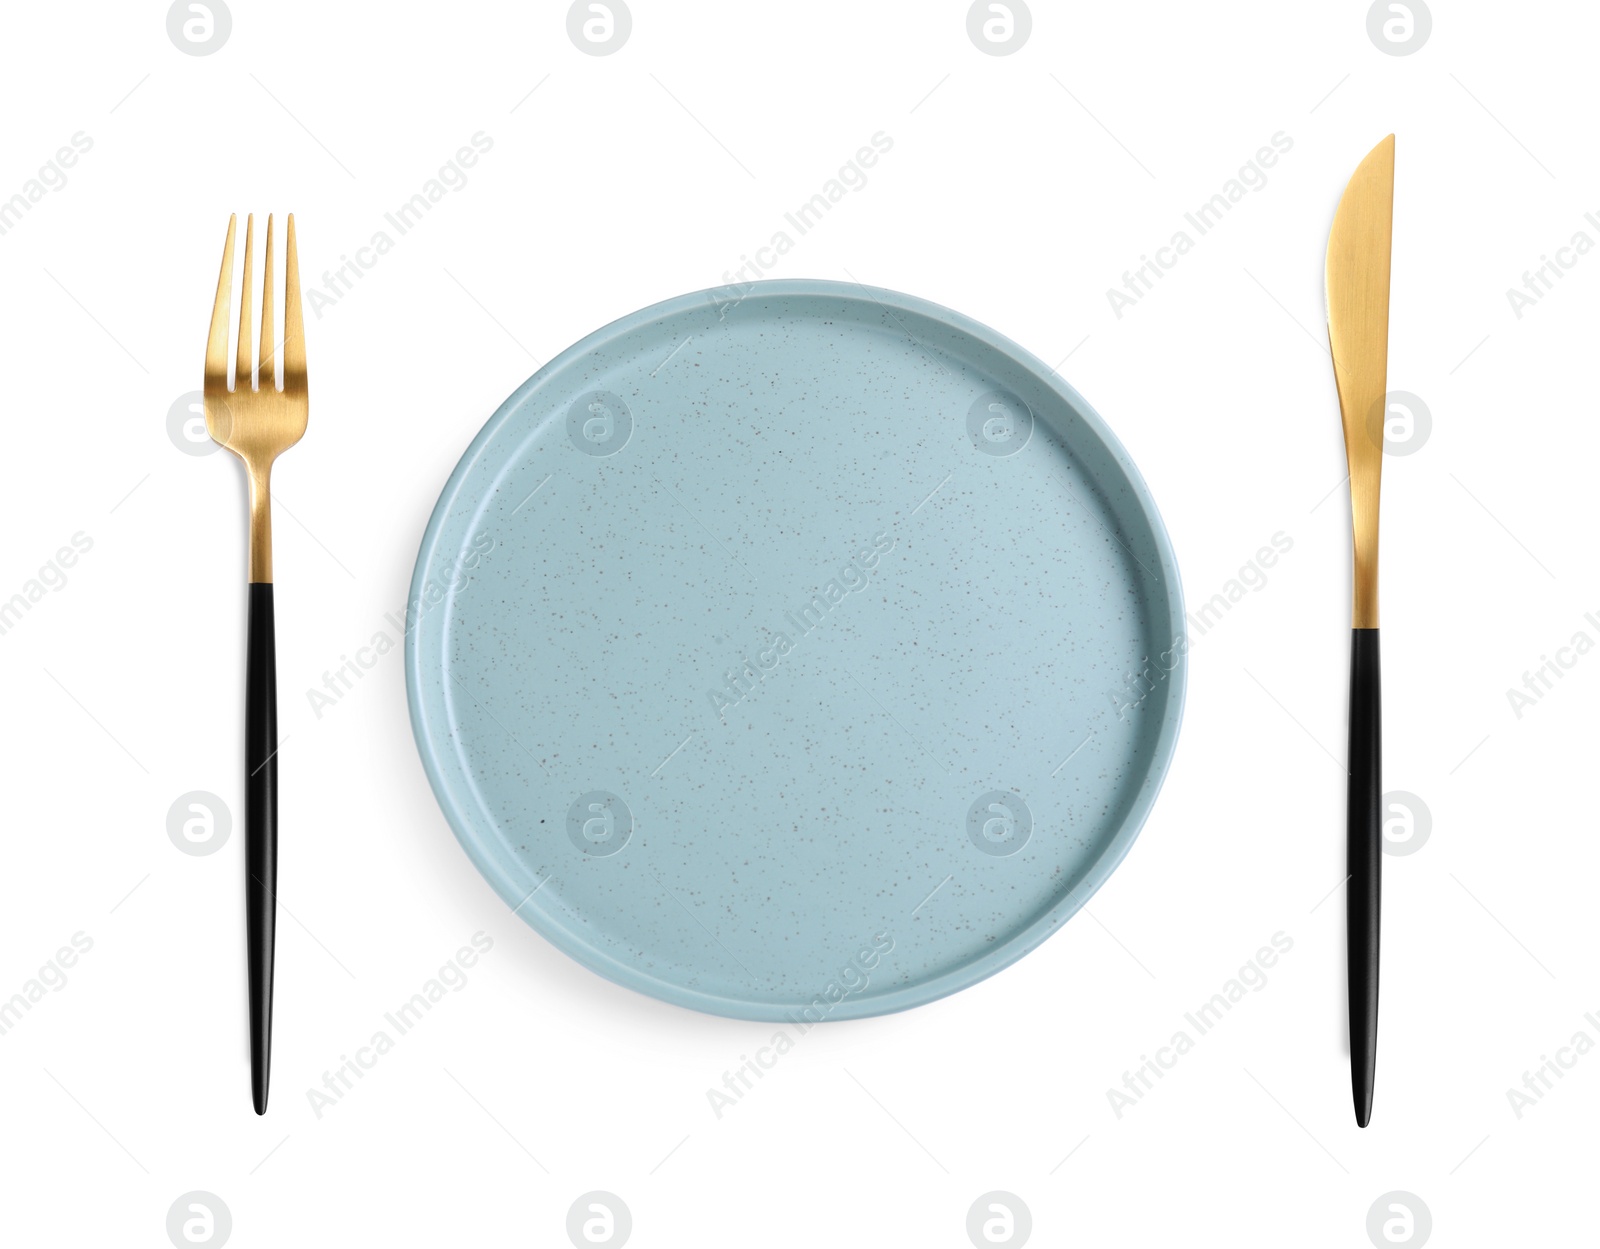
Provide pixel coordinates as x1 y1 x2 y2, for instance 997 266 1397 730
1347 626 1381 1127
246 582 278 1114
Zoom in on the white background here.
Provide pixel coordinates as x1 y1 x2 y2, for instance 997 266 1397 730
0 1 1594 1245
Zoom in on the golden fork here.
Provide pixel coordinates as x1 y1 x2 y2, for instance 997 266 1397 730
204 213 308 1114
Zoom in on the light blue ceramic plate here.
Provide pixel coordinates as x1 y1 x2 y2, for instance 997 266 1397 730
406 280 1184 1021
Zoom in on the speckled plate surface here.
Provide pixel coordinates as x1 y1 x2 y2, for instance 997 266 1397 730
406 280 1185 1020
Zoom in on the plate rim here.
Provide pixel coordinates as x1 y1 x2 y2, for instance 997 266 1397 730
405 277 1187 1020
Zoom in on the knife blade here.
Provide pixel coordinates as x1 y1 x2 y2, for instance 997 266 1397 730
1325 133 1394 1129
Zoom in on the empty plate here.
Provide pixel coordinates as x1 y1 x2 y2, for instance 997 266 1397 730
406 280 1184 1020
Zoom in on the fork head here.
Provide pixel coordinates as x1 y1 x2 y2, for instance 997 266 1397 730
203 213 308 466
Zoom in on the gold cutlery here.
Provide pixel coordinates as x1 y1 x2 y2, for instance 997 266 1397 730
1325 136 1393 1128
204 213 308 1113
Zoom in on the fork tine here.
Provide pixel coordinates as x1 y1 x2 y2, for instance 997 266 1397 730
237 213 254 391
283 213 306 390
206 215 236 391
259 215 276 391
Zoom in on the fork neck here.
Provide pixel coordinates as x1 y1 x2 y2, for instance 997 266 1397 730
246 461 274 584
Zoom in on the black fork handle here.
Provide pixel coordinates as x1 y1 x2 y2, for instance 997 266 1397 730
1347 627 1381 1127
246 582 277 1114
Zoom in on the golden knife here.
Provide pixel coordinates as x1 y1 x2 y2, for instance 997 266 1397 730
1325 134 1393 1128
